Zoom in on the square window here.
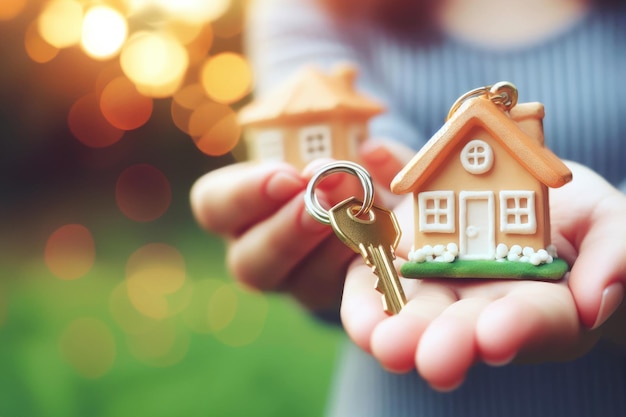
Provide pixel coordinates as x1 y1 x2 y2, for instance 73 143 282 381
499 191 537 234
418 191 455 233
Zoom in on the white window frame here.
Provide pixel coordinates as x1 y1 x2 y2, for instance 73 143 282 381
460 139 493 174
299 125 332 162
255 130 284 162
499 190 537 234
418 191 455 233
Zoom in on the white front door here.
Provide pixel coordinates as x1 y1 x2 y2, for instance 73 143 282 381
459 191 495 260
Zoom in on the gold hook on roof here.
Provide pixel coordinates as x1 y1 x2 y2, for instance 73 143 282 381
446 81 518 121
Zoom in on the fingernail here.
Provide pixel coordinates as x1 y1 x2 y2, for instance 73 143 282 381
592 282 624 329
264 171 304 202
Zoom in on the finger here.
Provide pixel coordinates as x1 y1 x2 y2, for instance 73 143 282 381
341 259 389 354
569 193 626 328
370 281 456 373
359 139 415 188
190 162 304 236
475 281 593 366
283 234 356 311
555 164 626 329
416 297 490 391
227 190 332 291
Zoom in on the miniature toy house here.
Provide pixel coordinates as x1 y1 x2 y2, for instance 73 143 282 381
238 64 384 170
391 94 572 279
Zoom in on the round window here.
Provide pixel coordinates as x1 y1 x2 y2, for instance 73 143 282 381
460 139 493 174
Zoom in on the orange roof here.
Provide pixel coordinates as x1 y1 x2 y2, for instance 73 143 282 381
391 97 572 194
238 63 384 126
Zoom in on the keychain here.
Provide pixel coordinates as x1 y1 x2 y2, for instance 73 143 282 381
304 161 406 315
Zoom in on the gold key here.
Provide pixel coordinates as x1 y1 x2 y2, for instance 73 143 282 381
329 196 406 315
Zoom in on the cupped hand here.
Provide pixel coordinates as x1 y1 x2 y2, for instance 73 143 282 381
190 140 412 311
340 161 626 391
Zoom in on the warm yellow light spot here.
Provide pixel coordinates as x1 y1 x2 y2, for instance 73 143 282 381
181 278 223 334
155 0 231 23
210 283 268 347
38 0 83 48
120 31 188 97
109 282 160 335
125 243 186 319
24 20 59 63
195 111 241 156
81 5 128 60
115 164 171 222
68 93 125 147
127 319 190 367
170 83 207 134
164 19 203 45
185 23 213 65
0 0 27 20
207 284 237 332
59 318 116 379
45 224 95 280
200 52 253 104
188 101 241 156
100 76 153 130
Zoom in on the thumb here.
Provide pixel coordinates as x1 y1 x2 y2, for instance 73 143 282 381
359 139 415 189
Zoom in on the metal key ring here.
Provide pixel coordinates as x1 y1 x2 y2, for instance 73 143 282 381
304 161 375 225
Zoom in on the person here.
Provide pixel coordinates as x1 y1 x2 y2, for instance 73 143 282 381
191 0 626 415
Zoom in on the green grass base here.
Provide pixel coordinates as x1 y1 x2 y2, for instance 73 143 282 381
401 258 569 280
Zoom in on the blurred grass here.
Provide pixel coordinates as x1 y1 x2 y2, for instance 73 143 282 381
0 223 344 417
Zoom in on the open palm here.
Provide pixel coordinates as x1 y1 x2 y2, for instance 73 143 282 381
340 161 626 391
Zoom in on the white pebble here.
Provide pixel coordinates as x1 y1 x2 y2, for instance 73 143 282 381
530 253 542 265
496 243 508 259
433 244 445 256
507 252 520 262
523 246 534 257
510 245 522 255
446 243 459 256
441 252 455 263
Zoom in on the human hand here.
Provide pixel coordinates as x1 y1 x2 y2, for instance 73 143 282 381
190 140 412 312
340 161 626 391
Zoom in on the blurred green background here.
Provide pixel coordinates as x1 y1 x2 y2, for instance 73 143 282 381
0 1 344 416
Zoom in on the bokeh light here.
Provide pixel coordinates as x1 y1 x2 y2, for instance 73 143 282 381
200 52 253 104
81 5 128 60
170 83 207 134
209 283 268 347
0 0 26 20
182 23 213 65
68 93 125 147
37 0 83 48
59 318 116 379
126 318 190 367
125 243 187 319
153 0 232 24
181 278 223 334
120 31 188 98
24 20 59 64
188 101 241 156
115 164 171 222
109 282 160 335
45 224 96 280
100 76 153 130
